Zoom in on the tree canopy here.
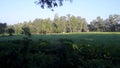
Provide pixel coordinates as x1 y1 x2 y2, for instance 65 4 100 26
0 14 120 36
35 0 72 10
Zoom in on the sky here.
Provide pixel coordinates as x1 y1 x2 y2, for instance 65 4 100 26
0 0 120 25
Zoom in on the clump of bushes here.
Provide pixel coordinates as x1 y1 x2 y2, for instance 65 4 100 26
0 38 120 68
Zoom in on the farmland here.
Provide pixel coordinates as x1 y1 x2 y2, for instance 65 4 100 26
0 32 120 68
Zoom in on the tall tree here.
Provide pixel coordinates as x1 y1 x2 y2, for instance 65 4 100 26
96 16 105 31
22 26 31 36
107 14 120 31
90 16 105 31
53 14 61 33
59 16 67 32
7 28 15 36
81 18 88 32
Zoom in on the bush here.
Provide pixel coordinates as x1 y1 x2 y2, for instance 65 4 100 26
0 38 120 68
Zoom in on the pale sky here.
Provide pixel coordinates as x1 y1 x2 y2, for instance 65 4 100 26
0 0 120 25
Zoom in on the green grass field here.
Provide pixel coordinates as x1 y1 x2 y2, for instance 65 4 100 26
0 32 120 46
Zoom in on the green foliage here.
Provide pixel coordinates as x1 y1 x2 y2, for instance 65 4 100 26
0 23 7 35
11 14 88 34
1 14 120 36
89 14 120 32
8 14 120 35
22 26 31 37
35 0 72 10
7 28 15 36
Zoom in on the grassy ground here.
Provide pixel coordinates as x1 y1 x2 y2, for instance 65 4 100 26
0 32 120 68
0 32 120 46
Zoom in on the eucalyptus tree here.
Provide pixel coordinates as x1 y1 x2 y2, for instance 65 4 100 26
53 14 62 33
81 18 88 32
59 16 67 32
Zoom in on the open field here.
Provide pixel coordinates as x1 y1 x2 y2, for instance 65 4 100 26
0 32 120 68
0 32 120 46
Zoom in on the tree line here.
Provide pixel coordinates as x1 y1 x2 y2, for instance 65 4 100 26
89 14 120 32
0 14 120 36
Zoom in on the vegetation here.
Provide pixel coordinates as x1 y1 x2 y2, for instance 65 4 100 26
35 0 72 10
0 23 7 35
0 32 120 68
1 14 120 36
22 26 31 37
0 0 119 67
0 13 120 68
7 28 15 36
89 15 120 32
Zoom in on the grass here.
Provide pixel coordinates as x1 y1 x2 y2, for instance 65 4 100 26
0 32 120 46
